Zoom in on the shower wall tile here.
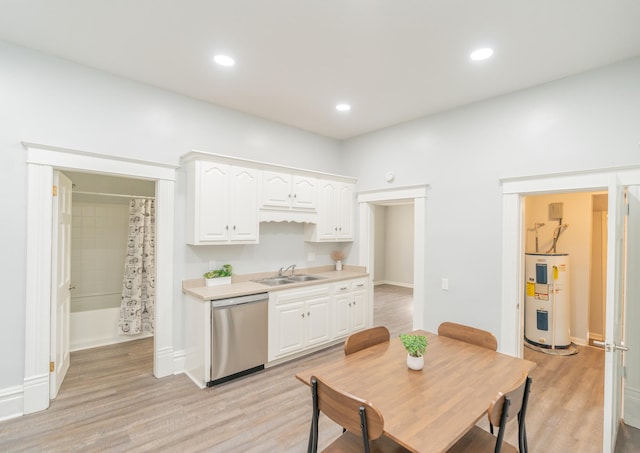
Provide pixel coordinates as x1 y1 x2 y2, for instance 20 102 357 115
71 201 129 312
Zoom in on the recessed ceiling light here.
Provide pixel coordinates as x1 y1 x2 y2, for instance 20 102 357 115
470 48 493 61
336 103 351 112
213 54 235 67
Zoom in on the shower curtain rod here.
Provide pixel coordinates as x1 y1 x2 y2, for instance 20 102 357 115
73 190 155 200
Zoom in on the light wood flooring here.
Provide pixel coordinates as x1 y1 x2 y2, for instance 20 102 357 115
0 284 637 452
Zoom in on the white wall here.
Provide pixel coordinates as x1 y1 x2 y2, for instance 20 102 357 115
524 192 594 344
384 205 414 286
372 204 414 286
342 56 640 338
0 40 341 391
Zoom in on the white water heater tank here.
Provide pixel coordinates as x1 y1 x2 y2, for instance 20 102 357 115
524 253 571 348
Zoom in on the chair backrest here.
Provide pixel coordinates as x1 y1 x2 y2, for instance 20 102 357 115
437 321 498 351
309 376 385 452
344 326 390 355
488 373 533 453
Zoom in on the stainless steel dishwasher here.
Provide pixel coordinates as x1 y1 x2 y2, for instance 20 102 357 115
208 292 269 386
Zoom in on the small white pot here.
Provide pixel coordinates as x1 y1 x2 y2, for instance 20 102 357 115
407 354 424 371
335 260 343 271
205 276 231 287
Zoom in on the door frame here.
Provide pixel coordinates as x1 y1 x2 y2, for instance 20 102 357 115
357 185 429 330
23 142 177 414
500 165 640 452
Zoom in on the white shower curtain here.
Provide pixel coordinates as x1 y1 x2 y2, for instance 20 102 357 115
119 198 155 335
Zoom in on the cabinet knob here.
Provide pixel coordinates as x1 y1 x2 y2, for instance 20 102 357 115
353 301 356 305
288 194 292 198
307 311 310 316
294 194 297 198
225 225 229 230
302 313 305 318
233 225 236 230
348 302 352 307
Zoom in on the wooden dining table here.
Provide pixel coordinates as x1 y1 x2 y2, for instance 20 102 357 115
296 330 537 453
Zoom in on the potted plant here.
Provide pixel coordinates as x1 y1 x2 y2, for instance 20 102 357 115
399 333 428 370
203 264 233 287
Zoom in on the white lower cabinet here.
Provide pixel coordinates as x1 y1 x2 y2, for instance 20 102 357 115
333 279 367 338
268 278 369 362
268 285 331 361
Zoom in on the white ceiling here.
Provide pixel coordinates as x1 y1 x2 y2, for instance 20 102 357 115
1 0 640 140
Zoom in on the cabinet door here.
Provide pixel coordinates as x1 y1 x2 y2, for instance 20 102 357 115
333 293 351 338
305 296 331 346
292 175 317 210
272 301 305 357
318 180 338 240
229 166 259 242
262 171 292 208
351 289 367 332
336 183 354 240
198 162 230 242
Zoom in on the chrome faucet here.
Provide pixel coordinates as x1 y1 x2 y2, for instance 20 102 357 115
278 264 296 276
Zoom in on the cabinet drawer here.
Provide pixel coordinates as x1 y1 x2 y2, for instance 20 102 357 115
351 279 367 291
270 284 330 304
333 281 352 293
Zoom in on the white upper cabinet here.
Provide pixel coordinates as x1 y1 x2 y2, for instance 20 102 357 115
305 180 354 242
185 160 259 245
261 171 317 211
182 151 355 244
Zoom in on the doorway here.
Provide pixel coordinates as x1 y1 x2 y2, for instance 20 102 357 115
357 185 428 331
523 191 608 347
23 142 176 415
63 170 156 352
501 167 640 452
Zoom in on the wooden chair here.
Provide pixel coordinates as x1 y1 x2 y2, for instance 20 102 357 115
447 373 533 453
308 375 409 453
437 321 498 351
343 326 390 355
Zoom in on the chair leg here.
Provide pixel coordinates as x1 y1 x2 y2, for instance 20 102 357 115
308 379 319 453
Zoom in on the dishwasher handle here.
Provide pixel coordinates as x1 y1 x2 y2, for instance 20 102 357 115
211 292 269 308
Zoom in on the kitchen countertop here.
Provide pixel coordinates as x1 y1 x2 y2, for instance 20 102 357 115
182 265 368 301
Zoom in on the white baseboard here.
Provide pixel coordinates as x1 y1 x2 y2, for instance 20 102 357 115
571 336 588 346
624 386 640 428
0 385 24 422
22 373 49 415
588 332 604 342
173 349 186 375
154 346 175 378
374 280 414 289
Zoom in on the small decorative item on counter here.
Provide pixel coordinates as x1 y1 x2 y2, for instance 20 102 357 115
399 333 428 370
203 264 233 287
330 250 345 271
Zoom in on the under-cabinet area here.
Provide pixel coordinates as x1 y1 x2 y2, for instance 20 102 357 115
183 269 369 388
182 151 356 244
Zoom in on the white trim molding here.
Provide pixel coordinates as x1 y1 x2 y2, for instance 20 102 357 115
22 142 177 415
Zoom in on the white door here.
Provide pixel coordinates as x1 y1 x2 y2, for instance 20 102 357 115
602 183 629 451
623 186 640 428
50 171 72 399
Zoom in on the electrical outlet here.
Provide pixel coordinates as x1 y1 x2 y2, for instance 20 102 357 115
441 278 449 291
307 252 315 262
208 260 216 270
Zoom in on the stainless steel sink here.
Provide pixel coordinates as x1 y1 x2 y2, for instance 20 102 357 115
252 277 294 286
252 274 326 286
286 274 326 282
